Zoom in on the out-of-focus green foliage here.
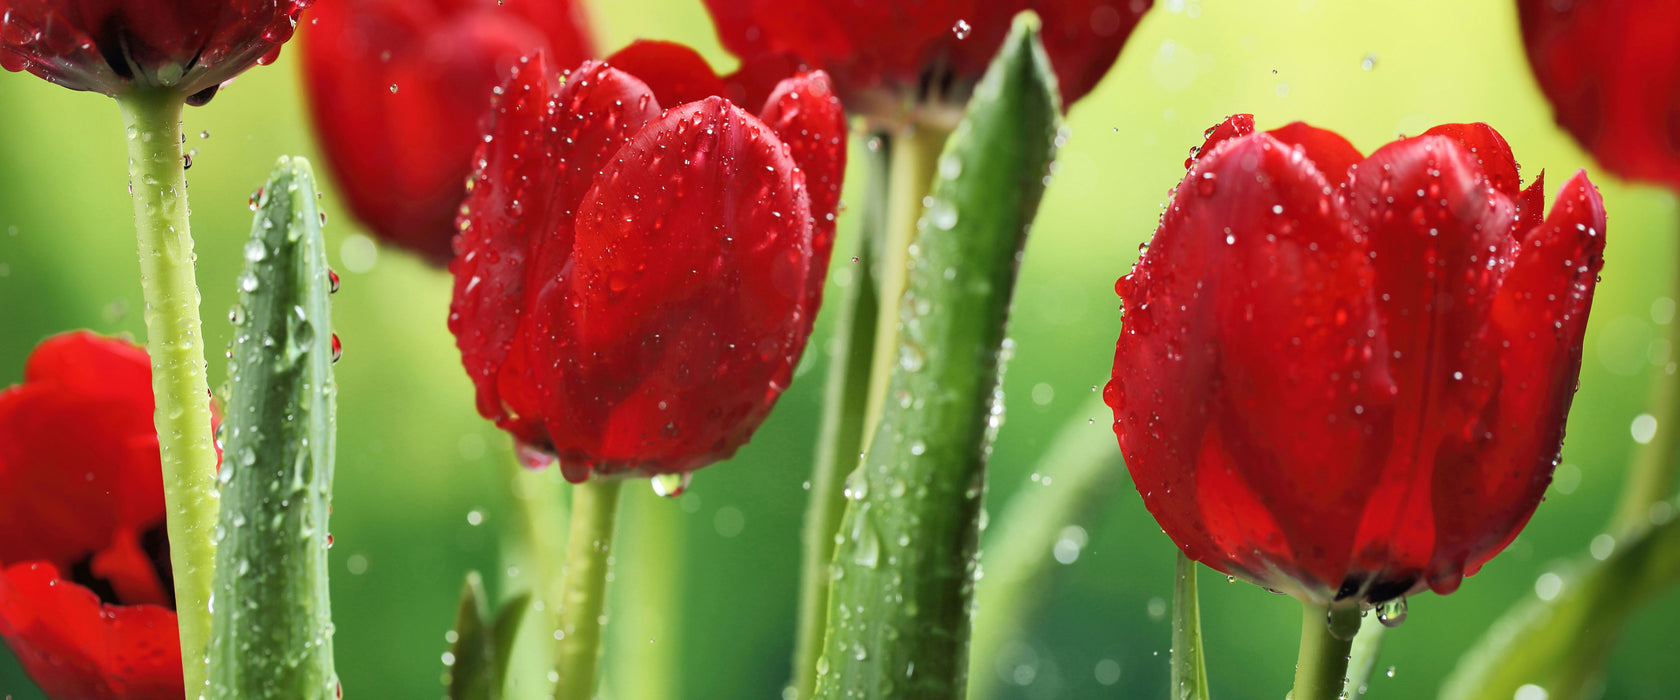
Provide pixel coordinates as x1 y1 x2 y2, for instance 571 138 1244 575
1 1 1675 698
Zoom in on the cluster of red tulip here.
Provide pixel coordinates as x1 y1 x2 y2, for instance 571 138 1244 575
0 0 1676 699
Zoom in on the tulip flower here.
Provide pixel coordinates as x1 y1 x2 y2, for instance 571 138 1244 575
1107 115 1606 606
448 42 846 484
0 332 196 700
298 0 595 264
0 0 310 104
1518 0 1680 192
702 0 1151 125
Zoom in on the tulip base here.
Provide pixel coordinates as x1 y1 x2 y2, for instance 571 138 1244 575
116 87 220 696
1289 603 1360 700
553 477 624 700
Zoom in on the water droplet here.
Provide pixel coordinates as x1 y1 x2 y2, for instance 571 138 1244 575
1376 597 1407 628
952 19 972 39
652 472 692 498
243 239 267 262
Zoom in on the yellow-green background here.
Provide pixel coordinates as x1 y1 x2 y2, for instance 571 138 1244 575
2 0 1677 698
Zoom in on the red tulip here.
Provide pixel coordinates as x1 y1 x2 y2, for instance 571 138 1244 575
0 332 184 700
298 0 595 265
1518 0 1680 192
0 0 310 103
448 43 847 483
1105 115 1607 605
701 0 1151 124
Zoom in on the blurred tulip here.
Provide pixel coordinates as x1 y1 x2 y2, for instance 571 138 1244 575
0 0 310 103
1518 0 1680 191
701 0 1151 125
448 43 846 483
1106 115 1607 607
298 0 595 264
0 332 197 700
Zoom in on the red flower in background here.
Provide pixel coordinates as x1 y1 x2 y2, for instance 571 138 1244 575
0 332 187 700
1106 116 1606 605
1518 0 1680 191
299 0 595 264
702 0 1152 124
449 43 846 483
0 0 311 103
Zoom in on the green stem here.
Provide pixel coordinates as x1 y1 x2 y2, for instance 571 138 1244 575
116 88 219 696
791 134 889 700
967 395 1125 700
1171 554 1211 700
506 457 570 699
609 487 682 700
1609 201 1680 536
553 478 624 700
858 123 950 442
1289 603 1358 700
1343 611 1388 699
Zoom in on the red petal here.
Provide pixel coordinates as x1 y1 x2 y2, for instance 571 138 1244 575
0 562 181 700
1266 121 1364 185
1519 0 1680 190
299 0 595 264
0 333 163 568
1187 114 1255 169
1111 132 1391 598
449 57 662 446
1343 133 1520 594
1027 0 1152 106
1436 171 1605 585
525 98 814 479
1423 123 1522 198
605 40 728 107
758 70 848 321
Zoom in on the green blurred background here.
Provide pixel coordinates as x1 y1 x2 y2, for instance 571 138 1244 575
3 0 1678 698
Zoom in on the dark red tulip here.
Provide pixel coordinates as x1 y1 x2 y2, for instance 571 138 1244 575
0 332 184 700
1518 0 1680 191
448 43 847 483
701 0 1151 123
1106 116 1607 605
0 0 310 103
298 0 594 265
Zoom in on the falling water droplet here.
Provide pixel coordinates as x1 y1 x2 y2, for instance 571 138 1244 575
652 473 692 498
952 19 971 39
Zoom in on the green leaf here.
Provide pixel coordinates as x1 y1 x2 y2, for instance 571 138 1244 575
1439 505 1680 700
448 572 533 700
208 156 338 699
813 12 1064 700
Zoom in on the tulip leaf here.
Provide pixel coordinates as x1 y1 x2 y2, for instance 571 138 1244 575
1439 505 1680 700
448 572 532 700
208 156 339 699
1172 554 1212 700
814 12 1063 700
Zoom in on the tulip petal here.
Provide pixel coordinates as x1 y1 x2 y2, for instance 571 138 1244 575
0 332 163 568
1266 121 1364 185
450 57 663 447
526 98 813 479
759 70 848 318
1434 171 1605 587
1423 123 1523 198
0 562 181 700
1345 133 1520 595
605 40 728 107
1113 132 1392 597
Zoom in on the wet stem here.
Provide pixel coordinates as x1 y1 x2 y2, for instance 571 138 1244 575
1290 603 1359 700
117 87 220 695
553 477 624 700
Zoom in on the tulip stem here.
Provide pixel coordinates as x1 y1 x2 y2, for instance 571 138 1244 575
790 135 889 700
553 477 624 700
859 122 952 444
1171 553 1211 700
1290 603 1359 700
116 87 219 697
1610 202 1680 537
